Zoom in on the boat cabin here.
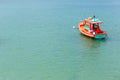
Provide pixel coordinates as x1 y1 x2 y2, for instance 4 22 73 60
84 17 103 33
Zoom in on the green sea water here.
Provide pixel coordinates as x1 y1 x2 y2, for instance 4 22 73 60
0 1 120 80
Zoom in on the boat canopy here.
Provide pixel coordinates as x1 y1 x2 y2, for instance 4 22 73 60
84 17 103 25
91 18 103 24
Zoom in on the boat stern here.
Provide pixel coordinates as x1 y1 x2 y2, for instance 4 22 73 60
94 34 107 39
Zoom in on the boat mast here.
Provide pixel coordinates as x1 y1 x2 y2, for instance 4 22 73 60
93 15 95 18
93 15 95 20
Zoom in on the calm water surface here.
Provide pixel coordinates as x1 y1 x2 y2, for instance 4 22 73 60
0 1 120 80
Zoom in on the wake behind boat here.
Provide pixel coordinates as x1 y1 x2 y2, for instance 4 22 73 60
78 16 107 39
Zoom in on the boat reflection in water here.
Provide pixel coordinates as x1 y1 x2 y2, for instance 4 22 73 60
79 33 107 48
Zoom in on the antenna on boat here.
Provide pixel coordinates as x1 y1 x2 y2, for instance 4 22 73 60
93 15 95 19
92 15 96 22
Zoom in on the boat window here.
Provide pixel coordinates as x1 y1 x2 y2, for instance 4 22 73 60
93 24 99 29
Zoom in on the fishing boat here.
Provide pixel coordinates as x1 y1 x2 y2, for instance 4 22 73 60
78 16 107 39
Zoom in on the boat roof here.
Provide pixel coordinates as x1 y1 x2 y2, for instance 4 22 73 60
85 17 103 24
91 18 103 24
